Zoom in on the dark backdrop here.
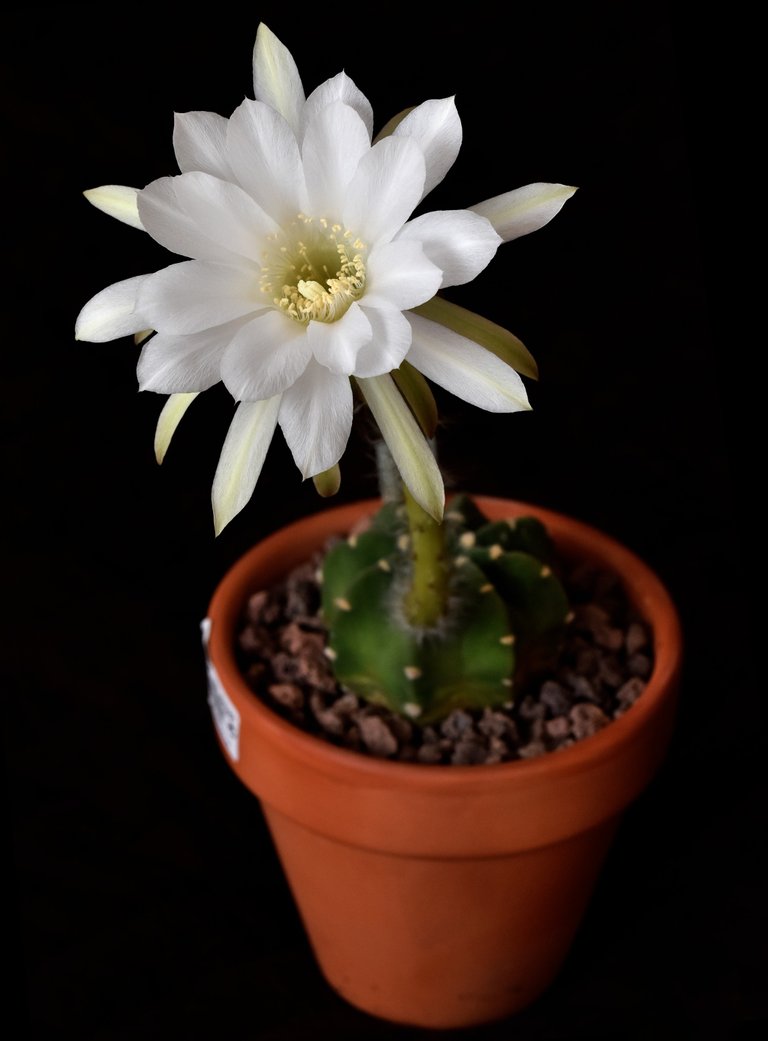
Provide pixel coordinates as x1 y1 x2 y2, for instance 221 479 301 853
4 8 761 1040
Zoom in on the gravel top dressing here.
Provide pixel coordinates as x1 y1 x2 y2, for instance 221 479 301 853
236 547 653 766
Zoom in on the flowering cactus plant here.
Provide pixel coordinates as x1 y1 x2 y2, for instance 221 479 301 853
76 24 576 722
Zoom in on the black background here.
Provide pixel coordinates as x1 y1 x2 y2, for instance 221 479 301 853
4 8 762 1040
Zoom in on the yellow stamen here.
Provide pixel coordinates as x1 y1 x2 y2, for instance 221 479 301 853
260 213 367 325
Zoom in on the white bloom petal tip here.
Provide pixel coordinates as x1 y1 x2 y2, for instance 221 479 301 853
212 397 282 535
83 185 145 230
75 274 150 342
154 392 198 464
406 312 531 414
471 182 578 243
393 96 462 199
253 23 305 135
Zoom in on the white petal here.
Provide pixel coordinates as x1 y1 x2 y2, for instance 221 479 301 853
357 373 443 521
252 23 305 137
343 136 426 247
83 185 144 230
138 261 265 334
393 97 462 199
138 173 278 264
154 392 198 464
306 303 372 375
302 101 370 216
364 240 442 310
302 71 374 141
138 318 247 393
353 303 412 377
470 183 578 242
173 111 232 179
396 210 501 288
75 274 150 342
221 311 312 400
212 396 281 535
279 361 353 478
406 313 530 413
226 100 305 222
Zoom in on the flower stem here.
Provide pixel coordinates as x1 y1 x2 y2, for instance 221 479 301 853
403 482 449 628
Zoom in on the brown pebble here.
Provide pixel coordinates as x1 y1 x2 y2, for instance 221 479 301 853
416 743 444 764
268 683 304 710
540 680 571 717
359 715 399 757
617 676 646 710
545 715 571 741
569 703 610 740
518 740 547 759
388 714 414 745
309 692 345 736
593 624 625 651
518 696 546 722
628 652 652 679
574 604 610 631
451 735 489 766
575 646 599 675
238 625 273 655
280 621 325 656
487 735 510 762
568 674 599 702
298 654 338 694
342 725 362 751
626 621 649 655
271 652 303 683
285 562 321 618
478 709 518 743
333 692 360 716
529 716 546 742
598 655 625 688
440 710 474 740
246 590 270 624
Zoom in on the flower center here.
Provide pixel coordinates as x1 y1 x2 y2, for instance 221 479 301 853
260 215 367 324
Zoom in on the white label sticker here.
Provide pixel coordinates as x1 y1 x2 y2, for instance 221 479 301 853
201 617 240 762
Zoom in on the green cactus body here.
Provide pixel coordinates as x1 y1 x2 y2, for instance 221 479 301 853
321 496 570 722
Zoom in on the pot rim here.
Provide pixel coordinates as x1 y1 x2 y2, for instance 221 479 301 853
207 496 683 794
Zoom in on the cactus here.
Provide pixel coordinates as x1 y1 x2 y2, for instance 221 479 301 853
321 494 570 723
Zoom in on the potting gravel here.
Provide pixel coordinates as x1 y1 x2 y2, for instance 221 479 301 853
236 548 653 766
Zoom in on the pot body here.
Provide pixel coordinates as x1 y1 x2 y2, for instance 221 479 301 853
205 499 682 1029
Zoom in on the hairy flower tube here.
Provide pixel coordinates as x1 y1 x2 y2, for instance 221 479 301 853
76 24 576 532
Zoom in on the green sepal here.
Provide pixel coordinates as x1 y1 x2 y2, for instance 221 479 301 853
392 360 439 439
312 464 341 497
412 296 539 380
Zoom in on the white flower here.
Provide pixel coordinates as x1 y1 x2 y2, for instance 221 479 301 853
76 24 576 532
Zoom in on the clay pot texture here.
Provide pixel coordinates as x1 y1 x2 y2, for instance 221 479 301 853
205 498 682 1029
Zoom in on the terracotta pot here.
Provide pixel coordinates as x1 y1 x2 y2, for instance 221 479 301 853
205 498 682 1029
